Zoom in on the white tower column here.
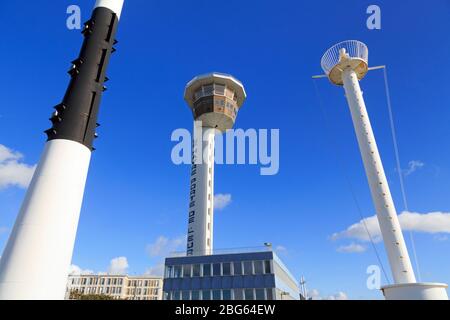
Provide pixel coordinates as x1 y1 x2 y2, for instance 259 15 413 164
0 0 124 300
0 140 91 299
186 124 215 256
342 67 415 284
320 40 448 299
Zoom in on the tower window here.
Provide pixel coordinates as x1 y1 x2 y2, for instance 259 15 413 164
204 85 214 96
214 84 225 95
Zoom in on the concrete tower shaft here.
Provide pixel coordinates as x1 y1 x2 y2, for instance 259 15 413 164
342 67 415 284
321 40 448 300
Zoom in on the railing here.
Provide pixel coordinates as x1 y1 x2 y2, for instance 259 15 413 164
168 246 273 258
321 40 369 75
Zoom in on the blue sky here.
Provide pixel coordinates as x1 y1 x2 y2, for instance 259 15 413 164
1 0 450 299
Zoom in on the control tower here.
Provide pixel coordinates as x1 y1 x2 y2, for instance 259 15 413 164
183 73 246 256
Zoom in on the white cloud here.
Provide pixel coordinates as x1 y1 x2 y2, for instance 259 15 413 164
275 245 288 255
214 193 232 210
145 236 186 278
146 235 186 258
404 160 424 176
336 243 367 254
69 257 130 276
108 257 129 275
434 234 448 241
145 263 165 277
331 211 450 243
0 226 8 236
308 289 321 300
308 289 349 300
69 264 94 276
0 144 36 189
327 291 349 300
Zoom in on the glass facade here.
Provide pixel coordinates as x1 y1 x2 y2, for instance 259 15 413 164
164 259 272 279
193 83 238 103
166 288 275 301
163 251 299 300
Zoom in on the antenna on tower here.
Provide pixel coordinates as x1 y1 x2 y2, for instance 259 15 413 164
314 40 448 300
299 276 309 300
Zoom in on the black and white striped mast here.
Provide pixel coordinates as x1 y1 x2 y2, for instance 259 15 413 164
0 0 124 300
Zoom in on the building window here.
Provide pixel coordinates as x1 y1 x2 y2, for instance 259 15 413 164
225 88 234 99
202 290 211 300
222 262 231 276
233 261 243 275
182 291 190 300
255 289 265 300
173 291 181 300
254 261 264 275
214 84 225 95
264 260 272 274
212 290 221 300
266 289 274 300
174 265 182 278
222 289 232 300
192 264 201 277
183 264 192 278
204 85 214 96
203 264 211 277
244 289 254 300
233 288 244 300
194 89 203 101
213 263 221 276
191 290 200 300
243 261 253 275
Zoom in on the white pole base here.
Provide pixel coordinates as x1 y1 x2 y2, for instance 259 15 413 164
381 282 448 300
0 139 91 300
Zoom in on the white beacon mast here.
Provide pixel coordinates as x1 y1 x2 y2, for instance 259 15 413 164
319 40 448 300
183 73 246 256
0 0 124 300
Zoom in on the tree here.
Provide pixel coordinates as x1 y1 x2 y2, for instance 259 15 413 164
69 289 116 300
